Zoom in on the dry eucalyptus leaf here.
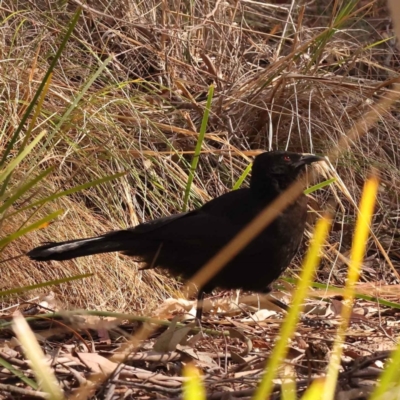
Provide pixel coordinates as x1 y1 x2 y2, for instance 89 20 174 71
153 317 194 352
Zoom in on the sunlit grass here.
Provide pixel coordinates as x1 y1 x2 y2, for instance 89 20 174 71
179 176 382 400
13 313 64 400
183 364 206 400
2 0 400 398
322 175 378 400
370 338 400 400
11 175 388 400
254 215 332 400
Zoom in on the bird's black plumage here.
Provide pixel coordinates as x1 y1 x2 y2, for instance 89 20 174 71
28 151 323 318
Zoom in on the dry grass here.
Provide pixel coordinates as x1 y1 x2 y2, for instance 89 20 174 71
1 0 400 313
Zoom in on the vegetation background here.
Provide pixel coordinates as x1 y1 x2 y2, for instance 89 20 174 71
2 0 400 316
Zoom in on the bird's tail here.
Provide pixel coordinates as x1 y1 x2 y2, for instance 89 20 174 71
27 231 134 261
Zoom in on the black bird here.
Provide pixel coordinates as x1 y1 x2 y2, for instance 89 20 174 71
28 151 323 319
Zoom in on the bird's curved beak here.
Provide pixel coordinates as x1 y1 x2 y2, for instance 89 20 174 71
293 154 325 169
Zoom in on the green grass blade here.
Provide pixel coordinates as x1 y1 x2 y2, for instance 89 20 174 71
0 7 81 169
322 175 378 400
254 215 332 400
233 169 334 194
0 310 228 334
0 273 93 297
0 210 64 249
232 162 252 190
21 73 53 150
0 130 47 185
282 278 400 310
370 341 400 400
0 355 38 390
182 84 214 211
0 73 53 200
0 167 55 215
307 0 359 69
281 377 296 400
301 378 325 400
363 36 395 50
304 178 336 195
8 171 126 216
335 0 359 22
183 364 206 400
50 54 114 140
13 314 64 400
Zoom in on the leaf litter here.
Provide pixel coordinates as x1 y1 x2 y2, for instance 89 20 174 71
0 282 399 399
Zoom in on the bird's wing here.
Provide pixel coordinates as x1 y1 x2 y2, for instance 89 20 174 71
129 189 263 245
136 209 239 244
128 211 192 234
198 188 264 224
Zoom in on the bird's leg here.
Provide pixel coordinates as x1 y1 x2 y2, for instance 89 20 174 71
149 242 163 269
265 291 325 328
195 290 205 324
267 295 289 312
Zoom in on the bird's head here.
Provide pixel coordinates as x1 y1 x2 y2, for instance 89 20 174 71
251 151 324 195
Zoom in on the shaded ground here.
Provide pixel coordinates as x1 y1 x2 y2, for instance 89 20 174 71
0 281 399 399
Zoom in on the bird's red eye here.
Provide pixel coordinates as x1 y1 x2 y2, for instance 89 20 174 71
283 155 291 162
